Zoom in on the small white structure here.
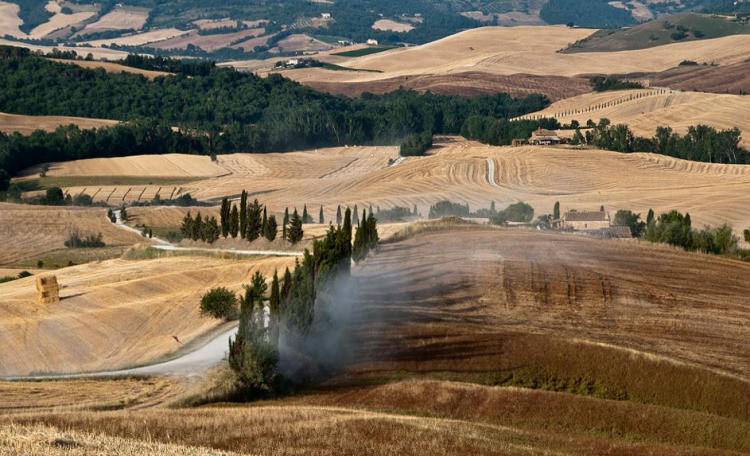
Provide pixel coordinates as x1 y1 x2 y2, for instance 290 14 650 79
286 58 299 66
321 13 331 19
529 128 561 146
366 39 379 45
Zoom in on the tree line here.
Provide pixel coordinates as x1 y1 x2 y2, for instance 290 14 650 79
574 120 749 164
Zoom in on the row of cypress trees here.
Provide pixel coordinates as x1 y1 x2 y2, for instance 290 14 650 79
227 206 379 396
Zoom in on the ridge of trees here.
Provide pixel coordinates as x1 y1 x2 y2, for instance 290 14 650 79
225 206 379 396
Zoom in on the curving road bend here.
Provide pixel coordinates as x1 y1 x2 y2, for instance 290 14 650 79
486 158 502 189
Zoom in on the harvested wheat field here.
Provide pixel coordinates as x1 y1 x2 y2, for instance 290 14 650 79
47 58 172 79
0 254 295 376
31 153 227 178
372 19 415 32
0 203 146 265
519 89 750 148
647 61 750 95
149 27 266 52
118 138 749 236
0 113 118 135
278 27 750 90
0 377 184 414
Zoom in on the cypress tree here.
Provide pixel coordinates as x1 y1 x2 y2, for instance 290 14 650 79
413 204 418 216
230 204 239 238
181 211 194 238
553 201 560 220
246 199 263 241
352 204 359 225
264 214 278 241
282 267 293 299
343 207 352 238
336 205 342 225
193 212 203 241
220 197 230 237
319 205 324 224
302 204 309 224
286 209 304 244
262 206 267 234
283 207 289 241
269 270 281 345
646 208 654 225
239 190 247 239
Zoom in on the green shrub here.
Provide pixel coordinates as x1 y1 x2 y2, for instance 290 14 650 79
200 287 239 320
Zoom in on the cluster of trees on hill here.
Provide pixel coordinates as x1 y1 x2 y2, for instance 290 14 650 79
204 206 378 396
0 54 550 179
461 117 560 146
400 132 433 157
540 0 636 28
574 120 749 164
589 76 644 92
643 209 742 256
119 54 216 77
180 211 221 243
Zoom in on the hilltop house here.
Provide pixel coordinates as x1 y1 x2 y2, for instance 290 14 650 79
321 13 331 19
366 39 379 45
529 128 560 145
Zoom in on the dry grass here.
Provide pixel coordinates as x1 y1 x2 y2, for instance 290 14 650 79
47 58 172 79
26 153 227 178
149 28 266 52
275 34 334 52
648 61 750 94
0 377 184 413
519 89 750 148
8 387 748 455
0 112 118 135
0 422 246 455
0 254 295 376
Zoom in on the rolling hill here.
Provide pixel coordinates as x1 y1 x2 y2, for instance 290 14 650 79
518 89 750 148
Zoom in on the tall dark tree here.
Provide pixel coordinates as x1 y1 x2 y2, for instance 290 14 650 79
230 204 239 238
302 204 310 224
286 209 304 244
553 201 560 219
193 212 203 241
220 197 230 237
262 206 267 234
336 205 342 225
269 270 281 345
352 204 359 225
282 267 293 299
181 211 194 238
264 214 278 241
246 199 263 241
239 190 248 239
319 206 324 224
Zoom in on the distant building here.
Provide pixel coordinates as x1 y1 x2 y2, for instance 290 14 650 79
511 138 527 147
337 39 352 46
321 13 331 19
529 128 560 145
552 210 610 231
286 58 299 66
366 39 379 45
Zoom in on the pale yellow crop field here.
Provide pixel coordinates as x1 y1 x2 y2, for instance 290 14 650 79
83 28 189 47
372 19 415 32
0 255 295 376
28 10 97 39
48 58 171 78
519 89 750 148
0 38 134 60
37 154 228 178
0 1 25 38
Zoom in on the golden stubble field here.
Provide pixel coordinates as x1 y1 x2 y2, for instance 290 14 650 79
0 255 296 376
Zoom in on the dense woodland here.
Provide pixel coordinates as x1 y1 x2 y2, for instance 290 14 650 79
0 53 549 180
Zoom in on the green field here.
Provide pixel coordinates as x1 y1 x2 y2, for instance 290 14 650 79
563 13 750 53
331 46 395 57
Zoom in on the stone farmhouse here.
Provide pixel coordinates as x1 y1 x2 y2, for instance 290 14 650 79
529 128 561 145
551 210 632 238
